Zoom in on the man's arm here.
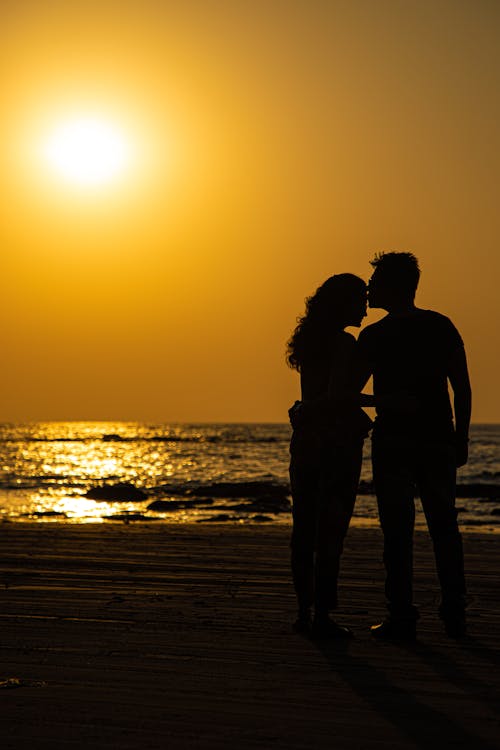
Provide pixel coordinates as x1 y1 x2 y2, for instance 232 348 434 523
447 346 472 467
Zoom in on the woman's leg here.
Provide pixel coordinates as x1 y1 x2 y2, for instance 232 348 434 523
290 456 318 617
314 441 363 618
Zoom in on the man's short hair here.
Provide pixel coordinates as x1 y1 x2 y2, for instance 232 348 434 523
370 251 420 295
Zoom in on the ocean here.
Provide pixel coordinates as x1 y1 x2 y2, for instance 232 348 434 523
0 422 499 530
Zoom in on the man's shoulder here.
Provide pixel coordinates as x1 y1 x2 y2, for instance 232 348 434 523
357 309 462 347
419 309 453 325
418 309 463 338
361 309 456 330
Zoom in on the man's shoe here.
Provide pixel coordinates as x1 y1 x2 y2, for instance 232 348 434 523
370 619 417 642
311 617 353 640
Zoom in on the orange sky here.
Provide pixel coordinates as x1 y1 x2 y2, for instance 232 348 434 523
2 0 499 422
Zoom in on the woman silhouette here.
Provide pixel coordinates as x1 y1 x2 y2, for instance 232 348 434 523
287 274 372 637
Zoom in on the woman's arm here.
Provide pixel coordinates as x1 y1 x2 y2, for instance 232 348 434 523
327 333 374 408
325 335 377 419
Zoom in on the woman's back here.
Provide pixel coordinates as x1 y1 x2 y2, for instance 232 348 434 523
299 330 356 404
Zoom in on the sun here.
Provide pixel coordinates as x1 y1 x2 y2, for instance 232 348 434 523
43 116 131 187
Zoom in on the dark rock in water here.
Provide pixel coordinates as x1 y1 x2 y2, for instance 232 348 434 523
357 480 500 500
104 512 155 522
455 483 500 499
189 481 289 499
147 498 214 512
231 495 291 514
86 483 147 502
198 514 233 522
102 434 124 442
147 499 183 512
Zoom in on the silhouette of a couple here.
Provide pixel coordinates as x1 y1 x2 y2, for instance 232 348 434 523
287 252 471 641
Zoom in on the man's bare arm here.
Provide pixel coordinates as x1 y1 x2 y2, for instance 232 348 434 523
448 346 472 467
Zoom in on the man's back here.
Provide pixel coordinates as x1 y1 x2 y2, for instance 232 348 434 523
357 309 464 440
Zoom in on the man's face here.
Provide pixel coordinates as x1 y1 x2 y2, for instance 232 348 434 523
367 270 386 309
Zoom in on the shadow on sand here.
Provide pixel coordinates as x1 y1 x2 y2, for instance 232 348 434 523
313 637 497 750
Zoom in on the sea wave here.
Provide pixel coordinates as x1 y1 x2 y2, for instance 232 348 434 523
0 422 290 444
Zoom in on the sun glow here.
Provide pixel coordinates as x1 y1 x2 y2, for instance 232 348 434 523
43 116 131 187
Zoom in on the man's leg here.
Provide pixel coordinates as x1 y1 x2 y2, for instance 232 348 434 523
417 442 466 636
372 434 419 629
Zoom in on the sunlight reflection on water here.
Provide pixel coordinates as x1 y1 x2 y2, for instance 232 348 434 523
0 422 498 527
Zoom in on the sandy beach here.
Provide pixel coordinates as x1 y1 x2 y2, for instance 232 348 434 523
0 523 499 749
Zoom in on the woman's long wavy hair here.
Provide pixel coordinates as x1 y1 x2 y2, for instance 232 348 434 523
286 273 366 371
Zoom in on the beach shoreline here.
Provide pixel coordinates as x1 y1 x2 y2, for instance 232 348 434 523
1 522 499 748
2 515 499 534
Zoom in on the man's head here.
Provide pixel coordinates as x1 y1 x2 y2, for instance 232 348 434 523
368 251 420 310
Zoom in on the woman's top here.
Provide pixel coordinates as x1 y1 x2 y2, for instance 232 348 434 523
289 330 372 449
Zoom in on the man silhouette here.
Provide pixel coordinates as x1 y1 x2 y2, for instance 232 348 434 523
357 252 471 640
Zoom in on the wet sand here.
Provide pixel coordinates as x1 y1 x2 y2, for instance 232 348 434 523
0 523 499 749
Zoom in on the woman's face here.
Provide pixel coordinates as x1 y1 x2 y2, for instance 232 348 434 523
343 290 367 327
